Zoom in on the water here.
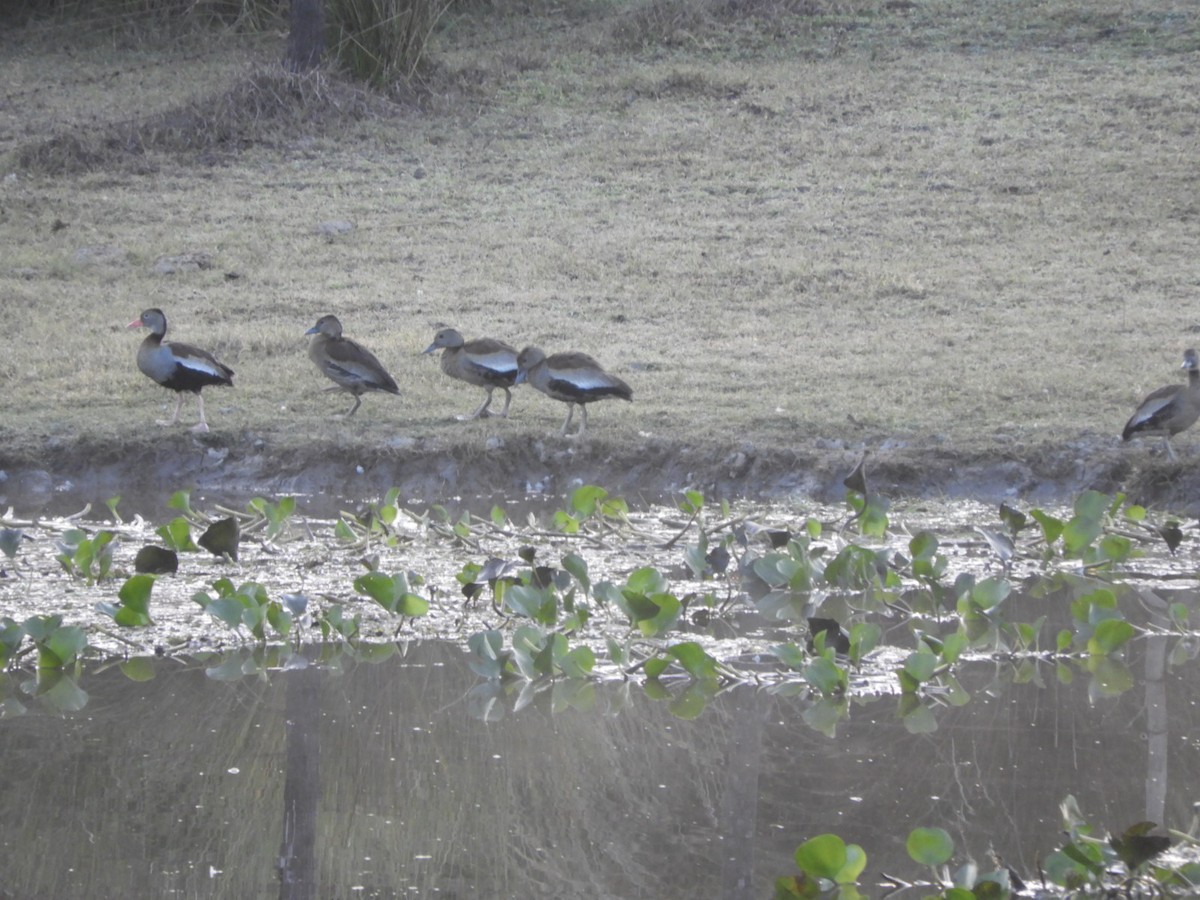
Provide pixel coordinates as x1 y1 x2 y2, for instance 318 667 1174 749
2 492 1199 896
0 634 1196 898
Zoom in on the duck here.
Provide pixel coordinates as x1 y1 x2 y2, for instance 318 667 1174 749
1122 348 1200 461
422 327 519 419
305 314 400 416
515 346 632 436
127 308 234 433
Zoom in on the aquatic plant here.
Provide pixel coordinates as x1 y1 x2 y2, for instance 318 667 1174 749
193 578 292 642
55 529 116 584
96 574 156 627
353 571 428 621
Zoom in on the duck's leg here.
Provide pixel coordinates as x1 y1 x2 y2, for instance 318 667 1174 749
189 394 211 433
345 394 363 417
559 404 576 435
464 389 493 420
158 393 185 428
576 404 589 436
1164 435 1178 462
497 387 513 418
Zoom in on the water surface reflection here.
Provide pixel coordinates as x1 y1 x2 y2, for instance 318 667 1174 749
1 637 1196 898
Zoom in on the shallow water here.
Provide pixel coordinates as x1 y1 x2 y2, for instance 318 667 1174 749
2 489 1200 896
0 636 1197 898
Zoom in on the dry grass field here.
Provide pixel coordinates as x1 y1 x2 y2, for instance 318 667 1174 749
2 0 1199 505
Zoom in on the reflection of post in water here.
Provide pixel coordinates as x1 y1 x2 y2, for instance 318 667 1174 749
719 685 763 899
1143 634 1168 827
278 666 322 900
1137 587 1170 827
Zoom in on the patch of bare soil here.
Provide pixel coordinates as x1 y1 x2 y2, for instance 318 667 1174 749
0 431 1193 518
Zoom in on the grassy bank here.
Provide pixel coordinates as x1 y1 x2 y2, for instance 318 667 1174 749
1 0 1198 495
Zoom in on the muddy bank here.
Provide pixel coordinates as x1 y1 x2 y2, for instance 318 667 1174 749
1 429 1193 518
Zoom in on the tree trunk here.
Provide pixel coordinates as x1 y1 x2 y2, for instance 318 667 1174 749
284 0 325 73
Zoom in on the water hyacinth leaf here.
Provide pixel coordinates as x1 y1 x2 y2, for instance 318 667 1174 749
36 625 87 669
1088 619 1134 655
111 573 156 626
667 682 713 720
626 566 668 596
666 642 720 683
505 584 557 624
644 656 670 679
837 843 867 885
198 517 240 561
903 649 938 683
939 630 968 664
849 622 881 663
120 657 156 682
569 485 608 517
334 519 356 542
805 655 847 696
623 591 682 638
33 670 89 712
157 517 197 552
907 827 954 866
467 630 505 679
972 576 1011 610
1096 534 1133 564
0 528 25 559
772 643 806 670
354 572 428 617
556 645 595 680
0 617 23 666
605 637 630 668
679 489 705 515
135 545 178 574
794 833 848 881
1169 602 1189 628
266 602 293 637
802 696 849 738
167 489 192 514
561 552 591 595
1031 509 1064 545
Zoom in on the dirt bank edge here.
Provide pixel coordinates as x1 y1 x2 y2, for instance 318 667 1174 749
3 428 1195 517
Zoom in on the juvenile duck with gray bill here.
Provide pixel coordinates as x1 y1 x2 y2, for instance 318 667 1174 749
128 308 234 433
1122 348 1200 461
515 346 632 436
422 327 519 419
305 314 400 416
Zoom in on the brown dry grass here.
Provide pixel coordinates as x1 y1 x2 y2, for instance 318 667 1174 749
2 0 1199 490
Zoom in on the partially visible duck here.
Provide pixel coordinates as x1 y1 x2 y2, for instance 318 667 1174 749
128 308 234 433
515 346 632 436
1122 348 1200 461
305 315 400 416
422 327 519 419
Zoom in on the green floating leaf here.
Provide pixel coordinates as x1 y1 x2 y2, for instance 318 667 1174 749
666 642 720 683
1088 619 1134 655
794 833 848 881
907 826 954 866
0 528 25 560
157 517 197 552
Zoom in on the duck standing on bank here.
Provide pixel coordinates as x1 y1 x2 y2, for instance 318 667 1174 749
422 327 519 420
305 314 400 417
515 346 632 436
128 308 234 433
1122 348 1200 461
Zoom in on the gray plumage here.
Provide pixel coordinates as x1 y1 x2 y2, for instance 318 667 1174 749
423 327 519 419
1122 348 1200 461
515 346 632 436
305 315 399 417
